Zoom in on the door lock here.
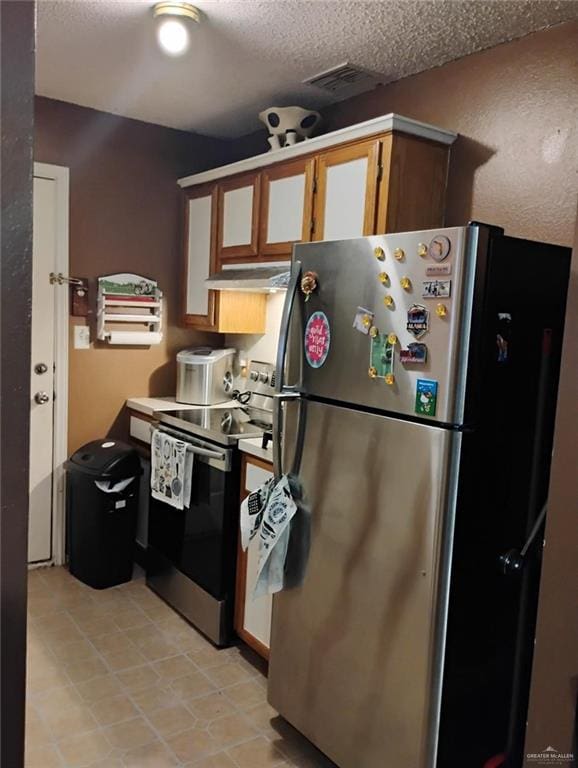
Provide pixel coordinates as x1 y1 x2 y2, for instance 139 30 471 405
34 363 48 375
34 391 51 405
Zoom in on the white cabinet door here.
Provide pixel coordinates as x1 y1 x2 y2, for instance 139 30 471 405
184 185 217 329
314 140 380 241
260 158 314 258
236 459 274 656
218 172 260 260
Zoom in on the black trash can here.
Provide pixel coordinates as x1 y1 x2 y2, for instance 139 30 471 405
65 439 143 589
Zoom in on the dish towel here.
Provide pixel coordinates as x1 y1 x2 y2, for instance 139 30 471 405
240 475 298 598
151 430 193 510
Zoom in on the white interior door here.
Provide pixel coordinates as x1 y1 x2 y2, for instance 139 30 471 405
29 176 57 563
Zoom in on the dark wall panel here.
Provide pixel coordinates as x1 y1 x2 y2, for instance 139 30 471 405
0 2 35 766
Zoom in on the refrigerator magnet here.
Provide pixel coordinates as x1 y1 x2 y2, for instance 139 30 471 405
422 279 451 299
352 307 374 335
425 263 452 277
400 343 427 365
304 311 331 368
406 304 429 339
369 333 395 379
428 235 451 261
415 379 438 417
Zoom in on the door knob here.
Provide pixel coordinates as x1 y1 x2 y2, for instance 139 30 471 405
34 391 51 405
34 363 48 375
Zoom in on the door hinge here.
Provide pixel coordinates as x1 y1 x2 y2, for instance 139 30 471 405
310 218 315 235
312 178 317 194
376 164 383 183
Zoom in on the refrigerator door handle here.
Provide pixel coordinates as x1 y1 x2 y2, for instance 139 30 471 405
275 259 302 395
273 392 301 480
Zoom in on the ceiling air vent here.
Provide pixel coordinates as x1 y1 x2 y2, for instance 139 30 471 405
303 62 384 99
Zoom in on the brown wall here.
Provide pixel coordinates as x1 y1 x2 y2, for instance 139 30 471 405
35 98 230 452
232 21 578 248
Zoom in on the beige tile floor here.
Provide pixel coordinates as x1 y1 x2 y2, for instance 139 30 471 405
26 566 336 768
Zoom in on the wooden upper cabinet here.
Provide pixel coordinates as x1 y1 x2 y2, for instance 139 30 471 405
183 183 218 330
183 184 267 334
313 139 381 241
217 171 260 262
259 157 315 258
377 133 449 234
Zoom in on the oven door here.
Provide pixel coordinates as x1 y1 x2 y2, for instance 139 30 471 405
147 428 239 645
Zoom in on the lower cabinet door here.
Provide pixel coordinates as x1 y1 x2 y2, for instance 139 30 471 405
235 456 273 659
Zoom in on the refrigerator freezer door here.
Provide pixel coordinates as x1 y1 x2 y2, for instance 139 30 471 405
268 400 459 768
290 227 481 425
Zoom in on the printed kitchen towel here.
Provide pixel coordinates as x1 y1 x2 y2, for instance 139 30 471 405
256 476 299 598
240 476 275 551
151 430 193 510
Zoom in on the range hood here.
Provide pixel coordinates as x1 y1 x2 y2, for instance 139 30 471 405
205 265 291 293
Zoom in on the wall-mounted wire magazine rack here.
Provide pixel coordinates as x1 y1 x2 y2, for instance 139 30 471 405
97 273 163 345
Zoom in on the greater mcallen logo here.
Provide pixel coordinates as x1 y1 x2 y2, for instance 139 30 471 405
526 746 575 763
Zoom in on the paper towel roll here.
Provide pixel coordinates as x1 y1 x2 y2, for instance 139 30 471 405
106 331 162 345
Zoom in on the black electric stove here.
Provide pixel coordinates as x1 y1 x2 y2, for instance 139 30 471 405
159 406 267 447
148 363 275 646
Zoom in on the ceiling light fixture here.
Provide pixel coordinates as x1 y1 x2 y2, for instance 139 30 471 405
153 2 200 57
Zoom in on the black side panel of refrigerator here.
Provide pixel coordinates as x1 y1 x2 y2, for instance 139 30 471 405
437 232 571 768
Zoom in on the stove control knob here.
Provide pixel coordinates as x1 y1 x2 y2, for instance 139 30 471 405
249 370 259 381
436 303 448 318
258 372 269 384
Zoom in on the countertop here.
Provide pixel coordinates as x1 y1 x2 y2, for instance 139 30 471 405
126 397 240 417
238 437 273 465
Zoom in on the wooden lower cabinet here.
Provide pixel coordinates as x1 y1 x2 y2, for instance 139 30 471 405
235 454 274 660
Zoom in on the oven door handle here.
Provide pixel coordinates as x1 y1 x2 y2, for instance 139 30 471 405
151 425 227 462
185 444 226 460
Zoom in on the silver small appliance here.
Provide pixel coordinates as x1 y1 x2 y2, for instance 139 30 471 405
176 347 235 405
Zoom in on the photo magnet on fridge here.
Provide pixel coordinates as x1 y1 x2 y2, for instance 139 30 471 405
422 280 451 299
415 379 438 417
352 307 375 335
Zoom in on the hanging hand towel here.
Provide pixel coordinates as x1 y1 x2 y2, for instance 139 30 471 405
253 475 298 599
151 430 193 510
240 476 275 551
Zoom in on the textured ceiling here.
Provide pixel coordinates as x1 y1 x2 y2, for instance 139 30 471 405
36 0 578 138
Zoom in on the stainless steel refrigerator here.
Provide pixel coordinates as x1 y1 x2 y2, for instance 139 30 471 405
268 224 570 768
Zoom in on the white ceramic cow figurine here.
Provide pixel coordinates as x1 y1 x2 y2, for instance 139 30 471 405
259 106 322 150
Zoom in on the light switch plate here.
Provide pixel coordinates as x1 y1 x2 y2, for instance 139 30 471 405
74 325 90 349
